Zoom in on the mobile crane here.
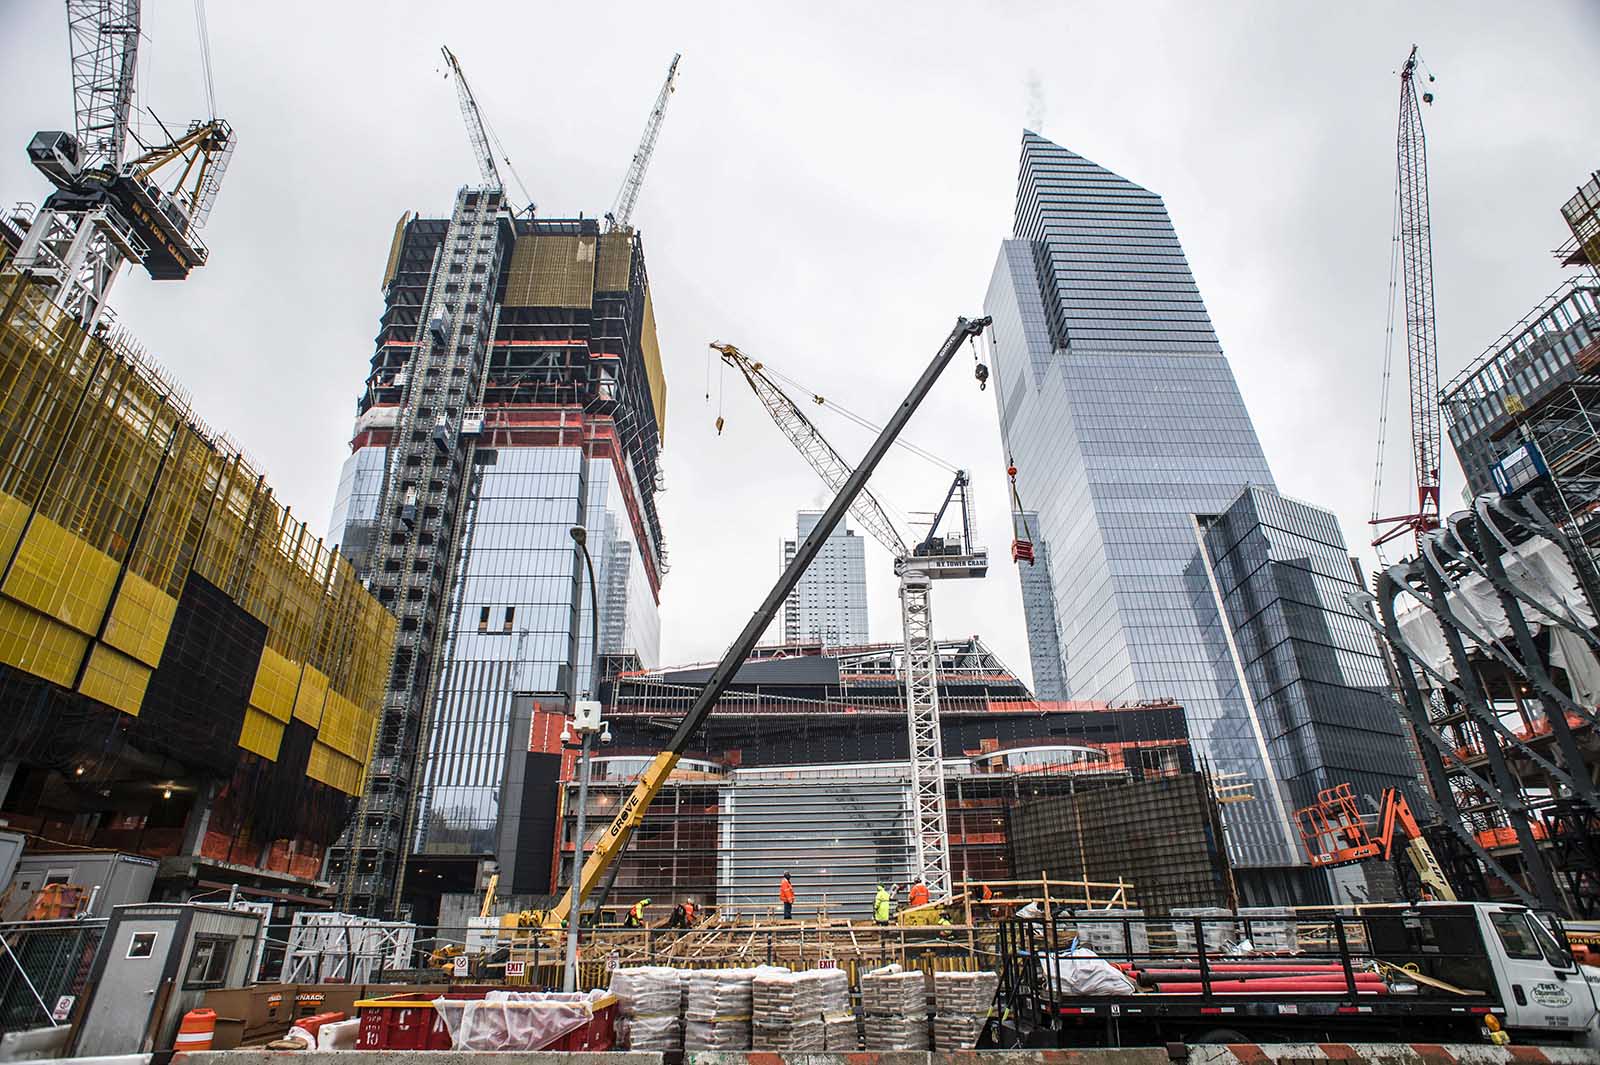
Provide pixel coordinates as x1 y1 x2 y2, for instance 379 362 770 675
541 315 992 930
1295 782 1457 901
711 342 988 903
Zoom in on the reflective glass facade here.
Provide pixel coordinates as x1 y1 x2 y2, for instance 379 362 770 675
781 511 869 646
986 133 1291 872
1014 510 1068 700
410 449 659 855
1197 487 1418 817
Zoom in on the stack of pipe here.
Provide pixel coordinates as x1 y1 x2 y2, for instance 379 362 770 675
1125 961 1390 995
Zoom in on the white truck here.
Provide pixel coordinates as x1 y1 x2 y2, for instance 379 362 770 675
993 901 1600 1048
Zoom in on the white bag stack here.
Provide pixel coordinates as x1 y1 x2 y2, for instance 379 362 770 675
1171 907 1235 954
861 964 928 1050
609 966 685 1050
684 967 758 1051
751 969 824 1050
932 970 999 1049
813 967 857 1050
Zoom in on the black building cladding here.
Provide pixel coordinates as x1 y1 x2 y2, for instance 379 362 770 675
596 638 1195 772
1196 485 1419 814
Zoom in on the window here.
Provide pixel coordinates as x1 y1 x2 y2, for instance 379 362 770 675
477 607 490 634
1489 910 1542 959
183 935 235 989
126 932 158 959
503 606 516 634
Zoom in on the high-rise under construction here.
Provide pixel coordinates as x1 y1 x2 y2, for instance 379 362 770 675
325 193 668 916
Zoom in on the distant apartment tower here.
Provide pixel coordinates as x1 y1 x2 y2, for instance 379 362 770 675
781 511 868 646
326 189 667 914
985 132 1416 903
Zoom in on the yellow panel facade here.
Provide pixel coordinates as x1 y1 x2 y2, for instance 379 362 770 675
102 571 178 668
640 286 668 440
250 645 299 722
307 740 363 796
293 664 329 727
0 598 88 689
381 211 413 292
506 234 596 309
240 707 285 761
595 232 633 293
2 515 120 634
77 643 151 717
0 491 29 568
318 690 371 761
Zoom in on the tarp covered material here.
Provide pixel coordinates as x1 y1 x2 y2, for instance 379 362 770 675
432 989 609 1052
1396 535 1597 683
1042 947 1137 996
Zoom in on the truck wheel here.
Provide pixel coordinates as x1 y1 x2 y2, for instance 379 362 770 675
1193 1028 1249 1045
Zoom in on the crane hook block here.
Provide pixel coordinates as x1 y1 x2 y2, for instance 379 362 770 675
715 415 724 435
974 362 989 390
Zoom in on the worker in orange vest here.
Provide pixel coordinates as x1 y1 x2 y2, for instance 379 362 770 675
908 879 930 908
779 872 795 919
624 897 651 928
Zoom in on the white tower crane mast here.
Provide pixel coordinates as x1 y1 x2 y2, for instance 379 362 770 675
14 0 235 330
713 342 989 903
607 54 681 233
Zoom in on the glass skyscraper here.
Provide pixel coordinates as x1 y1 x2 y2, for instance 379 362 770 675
986 133 1415 901
780 511 869 646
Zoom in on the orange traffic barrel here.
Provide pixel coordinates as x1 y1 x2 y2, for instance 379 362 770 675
175 1007 216 1051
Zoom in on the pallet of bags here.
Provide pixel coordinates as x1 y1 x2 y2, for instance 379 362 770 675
932 969 999 1049
860 963 928 1050
683 967 758 1051
751 968 824 1050
608 965 684 1051
812 966 858 1051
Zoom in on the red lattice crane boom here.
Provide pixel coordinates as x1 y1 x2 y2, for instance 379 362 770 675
1372 46 1441 549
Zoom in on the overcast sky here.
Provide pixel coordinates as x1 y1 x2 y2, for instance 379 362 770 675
2 3 1597 685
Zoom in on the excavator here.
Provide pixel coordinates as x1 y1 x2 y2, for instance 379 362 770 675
1295 782 1457 900
530 315 993 932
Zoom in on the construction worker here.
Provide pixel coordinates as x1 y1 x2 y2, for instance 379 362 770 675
874 883 892 925
624 897 651 928
780 872 795 920
908 878 930 909
683 899 697 926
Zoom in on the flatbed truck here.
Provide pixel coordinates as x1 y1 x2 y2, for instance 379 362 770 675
990 901 1600 1048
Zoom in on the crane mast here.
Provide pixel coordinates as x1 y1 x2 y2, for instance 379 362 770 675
14 0 235 330
1373 45 1441 549
440 45 502 192
713 341 990 902
607 54 681 233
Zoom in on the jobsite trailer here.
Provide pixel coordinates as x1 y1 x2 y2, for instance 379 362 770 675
991 901 1600 1048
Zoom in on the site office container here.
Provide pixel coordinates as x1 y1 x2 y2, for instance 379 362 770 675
992 901 1598 1048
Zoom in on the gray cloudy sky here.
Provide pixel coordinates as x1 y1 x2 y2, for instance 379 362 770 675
2 2 1597 684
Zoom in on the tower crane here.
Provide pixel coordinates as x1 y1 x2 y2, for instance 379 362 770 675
14 0 236 330
607 54 681 233
536 316 990 930
440 45 532 212
1371 45 1441 551
712 342 989 902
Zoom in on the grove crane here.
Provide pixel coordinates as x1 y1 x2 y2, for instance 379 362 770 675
14 0 236 330
712 342 989 902
607 54 681 233
1371 45 1442 551
541 315 990 930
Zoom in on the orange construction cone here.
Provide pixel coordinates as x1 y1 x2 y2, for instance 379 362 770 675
174 1007 216 1051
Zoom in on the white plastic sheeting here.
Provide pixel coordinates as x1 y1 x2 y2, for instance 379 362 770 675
432 989 608 1052
1396 535 1599 684
1042 946 1137 996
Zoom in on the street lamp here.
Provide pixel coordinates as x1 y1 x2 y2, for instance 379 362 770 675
563 524 605 991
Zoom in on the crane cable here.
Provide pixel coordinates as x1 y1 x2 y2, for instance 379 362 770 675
756 361 958 473
1370 126 1406 566
193 0 217 118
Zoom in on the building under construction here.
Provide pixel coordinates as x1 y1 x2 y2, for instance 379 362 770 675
1358 171 1600 917
325 202 669 917
0 245 394 904
544 638 1220 921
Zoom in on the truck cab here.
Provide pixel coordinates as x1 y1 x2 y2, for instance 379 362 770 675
1471 904 1594 1036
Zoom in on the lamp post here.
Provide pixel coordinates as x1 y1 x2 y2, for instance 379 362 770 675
563 524 605 991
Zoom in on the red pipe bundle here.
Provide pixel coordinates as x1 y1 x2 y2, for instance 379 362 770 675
1147 975 1388 995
